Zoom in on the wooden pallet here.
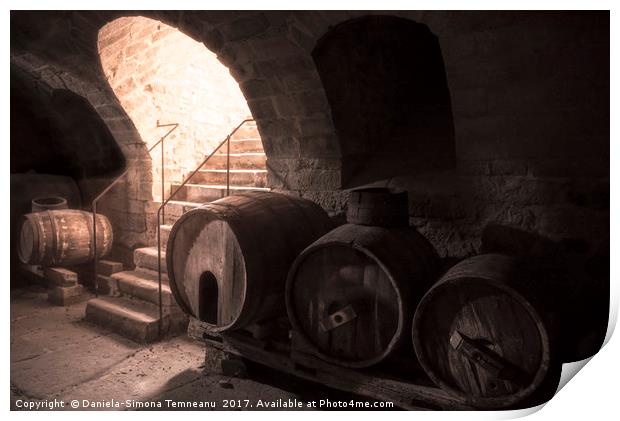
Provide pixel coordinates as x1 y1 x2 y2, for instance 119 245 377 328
188 317 471 410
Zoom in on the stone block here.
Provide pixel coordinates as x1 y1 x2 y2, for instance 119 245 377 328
288 25 316 52
294 91 330 116
285 168 341 191
258 118 301 138
296 115 336 137
298 134 341 158
263 136 300 159
97 260 124 276
247 98 277 119
84 297 160 343
48 285 85 306
221 357 247 378
44 267 78 287
255 56 315 78
249 37 300 60
221 14 270 42
272 95 301 118
134 247 167 273
97 275 120 297
240 79 276 100
280 70 323 93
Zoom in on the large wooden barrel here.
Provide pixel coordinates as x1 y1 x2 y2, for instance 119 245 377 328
412 254 562 409
166 191 334 332
346 187 408 228
17 210 113 266
286 223 439 368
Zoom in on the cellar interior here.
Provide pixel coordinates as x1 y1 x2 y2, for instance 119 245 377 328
10 10 609 411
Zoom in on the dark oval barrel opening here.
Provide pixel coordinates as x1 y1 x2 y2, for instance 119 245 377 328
198 271 219 324
32 196 67 206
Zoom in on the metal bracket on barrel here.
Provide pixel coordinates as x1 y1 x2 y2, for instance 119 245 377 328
450 330 529 386
320 304 358 332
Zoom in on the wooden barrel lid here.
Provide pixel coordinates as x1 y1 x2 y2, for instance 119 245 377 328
412 255 553 408
283 222 443 368
167 207 247 331
289 243 402 366
17 216 38 264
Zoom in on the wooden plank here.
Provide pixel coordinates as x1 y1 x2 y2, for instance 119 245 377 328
188 318 470 410
289 350 470 411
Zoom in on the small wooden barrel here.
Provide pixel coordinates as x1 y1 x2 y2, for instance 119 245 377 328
17 210 113 267
10 173 81 281
166 191 334 332
412 254 561 409
31 196 68 212
346 188 409 227
286 223 439 368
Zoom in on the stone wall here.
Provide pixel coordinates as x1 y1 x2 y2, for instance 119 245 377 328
10 51 153 264
10 10 609 263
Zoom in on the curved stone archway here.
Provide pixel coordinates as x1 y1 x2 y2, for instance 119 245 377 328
98 15 257 202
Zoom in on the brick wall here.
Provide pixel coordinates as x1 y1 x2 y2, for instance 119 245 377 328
98 16 253 202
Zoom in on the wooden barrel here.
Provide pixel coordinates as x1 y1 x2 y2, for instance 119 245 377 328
31 196 68 212
286 223 439 368
10 173 81 284
412 254 562 409
166 191 334 332
346 187 409 227
17 210 113 266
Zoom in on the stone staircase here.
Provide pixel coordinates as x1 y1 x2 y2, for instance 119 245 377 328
85 120 269 343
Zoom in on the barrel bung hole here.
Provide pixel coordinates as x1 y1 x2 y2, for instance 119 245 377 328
198 271 218 324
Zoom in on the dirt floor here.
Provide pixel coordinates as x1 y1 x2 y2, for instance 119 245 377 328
11 283 370 411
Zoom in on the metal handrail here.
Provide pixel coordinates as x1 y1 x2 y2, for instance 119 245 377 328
156 118 255 335
92 122 179 296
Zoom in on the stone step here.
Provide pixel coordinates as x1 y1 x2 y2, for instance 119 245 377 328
135 267 169 283
193 169 267 187
230 125 259 139
171 184 270 203
133 247 167 273
155 200 202 226
85 296 162 343
228 138 264 153
201 153 266 170
111 270 175 307
85 295 188 343
159 224 172 249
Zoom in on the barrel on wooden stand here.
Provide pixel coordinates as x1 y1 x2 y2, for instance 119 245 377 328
286 223 439 368
166 191 334 332
10 173 82 285
412 254 562 409
18 210 113 267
